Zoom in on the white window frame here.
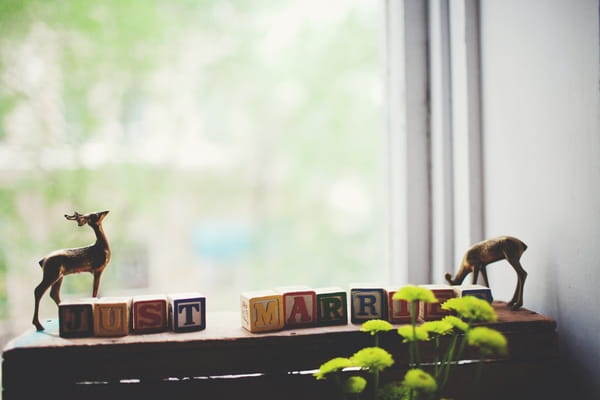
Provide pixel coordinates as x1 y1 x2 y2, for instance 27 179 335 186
385 0 484 284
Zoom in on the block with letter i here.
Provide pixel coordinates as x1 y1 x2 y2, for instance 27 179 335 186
316 287 348 326
419 285 456 321
453 284 493 303
350 285 387 324
387 288 418 324
168 293 206 332
132 295 168 334
59 298 96 338
241 290 285 333
93 297 131 337
275 286 317 329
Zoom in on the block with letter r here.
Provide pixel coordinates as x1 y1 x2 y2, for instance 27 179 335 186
350 285 387 324
316 287 348 326
240 290 284 333
168 293 206 332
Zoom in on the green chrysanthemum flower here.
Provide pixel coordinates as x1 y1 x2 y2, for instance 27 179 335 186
397 325 429 342
342 376 367 394
421 320 454 336
393 285 438 303
441 315 470 332
402 368 437 393
442 296 497 322
313 357 354 380
467 327 508 356
361 319 393 335
350 347 394 372
377 381 408 400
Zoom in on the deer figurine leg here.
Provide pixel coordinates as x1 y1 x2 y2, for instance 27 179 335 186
506 258 527 309
50 277 63 305
92 270 103 297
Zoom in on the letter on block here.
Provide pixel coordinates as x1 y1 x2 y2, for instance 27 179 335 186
132 295 168 334
168 293 206 332
240 290 284 333
316 287 348 326
59 298 96 338
275 286 317 328
93 297 131 337
387 289 417 324
419 285 456 321
453 284 493 302
350 286 387 324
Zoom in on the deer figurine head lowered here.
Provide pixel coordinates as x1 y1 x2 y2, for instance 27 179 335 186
445 236 528 310
33 211 111 331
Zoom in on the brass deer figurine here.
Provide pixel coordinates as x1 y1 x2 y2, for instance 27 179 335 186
33 211 111 331
445 236 528 310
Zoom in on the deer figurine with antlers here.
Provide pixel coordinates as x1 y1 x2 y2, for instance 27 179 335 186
32 211 111 331
445 236 528 310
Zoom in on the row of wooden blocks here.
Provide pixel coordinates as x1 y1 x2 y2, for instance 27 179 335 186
58 293 206 338
240 284 492 333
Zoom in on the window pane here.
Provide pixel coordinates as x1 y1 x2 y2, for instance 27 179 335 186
0 0 383 338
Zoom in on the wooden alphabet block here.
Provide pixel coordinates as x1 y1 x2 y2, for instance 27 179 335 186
93 297 131 337
168 293 206 332
453 284 493 302
59 298 96 338
350 285 387 324
387 288 418 324
275 286 317 328
132 295 168 334
240 290 285 333
419 284 456 321
316 287 348 326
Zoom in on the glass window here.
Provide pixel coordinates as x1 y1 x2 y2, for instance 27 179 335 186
0 0 384 339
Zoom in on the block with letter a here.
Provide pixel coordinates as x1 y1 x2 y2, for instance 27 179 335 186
275 286 317 329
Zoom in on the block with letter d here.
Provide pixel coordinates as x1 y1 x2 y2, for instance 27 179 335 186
132 295 168 334
240 290 285 333
453 284 493 303
316 287 348 326
419 285 456 321
168 293 206 332
93 297 131 337
59 298 96 338
275 286 317 329
350 285 387 324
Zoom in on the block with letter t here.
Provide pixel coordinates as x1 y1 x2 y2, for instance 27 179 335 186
240 290 285 333
275 286 317 329
168 293 206 332
132 295 168 334
59 298 96 338
316 287 348 326
418 284 456 321
350 284 387 324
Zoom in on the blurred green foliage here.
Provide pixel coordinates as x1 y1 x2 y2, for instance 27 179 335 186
0 0 382 322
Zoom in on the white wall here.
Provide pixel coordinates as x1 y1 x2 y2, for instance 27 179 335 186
480 0 600 397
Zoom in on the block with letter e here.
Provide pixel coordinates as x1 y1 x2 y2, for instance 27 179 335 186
350 285 387 324
453 284 493 303
419 285 456 321
168 293 206 332
275 286 317 329
316 287 348 326
132 295 168 334
59 298 96 338
93 297 131 337
240 290 284 333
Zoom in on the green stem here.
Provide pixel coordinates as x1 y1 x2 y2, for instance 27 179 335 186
373 369 380 400
470 355 485 400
